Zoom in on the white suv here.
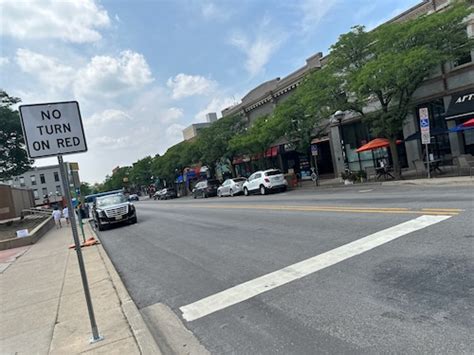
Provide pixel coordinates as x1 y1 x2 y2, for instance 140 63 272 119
243 169 288 196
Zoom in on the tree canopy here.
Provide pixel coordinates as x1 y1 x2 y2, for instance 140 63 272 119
0 90 33 180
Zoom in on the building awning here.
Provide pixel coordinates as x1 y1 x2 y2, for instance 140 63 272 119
310 136 329 144
445 90 474 120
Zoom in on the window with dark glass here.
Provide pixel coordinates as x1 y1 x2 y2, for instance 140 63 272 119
40 174 45 184
54 171 60 182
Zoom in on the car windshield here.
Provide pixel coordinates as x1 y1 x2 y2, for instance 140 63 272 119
96 194 127 207
265 170 282 176
233 178 247 182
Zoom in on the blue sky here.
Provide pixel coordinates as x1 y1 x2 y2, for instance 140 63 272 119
1 0 420 183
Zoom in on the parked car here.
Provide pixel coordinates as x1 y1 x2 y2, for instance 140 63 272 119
158 187 177 200
128 194 139 201
192 179 220 198
93 193 137 231
217 177 247 197
243 169 288 196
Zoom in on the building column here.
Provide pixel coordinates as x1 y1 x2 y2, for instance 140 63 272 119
403 112 422 168
447 120 465 156
329 125 344 177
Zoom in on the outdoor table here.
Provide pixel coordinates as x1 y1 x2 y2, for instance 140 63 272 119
424 159 443 174
376 166 394 180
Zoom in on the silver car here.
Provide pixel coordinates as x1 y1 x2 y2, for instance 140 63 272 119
217 177 247 197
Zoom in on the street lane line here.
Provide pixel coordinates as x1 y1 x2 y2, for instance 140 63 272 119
180 215 451 322
421 208 463 212
187 204 458 216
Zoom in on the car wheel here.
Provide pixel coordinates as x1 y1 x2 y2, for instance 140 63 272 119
260 185 266 195
204 193 208 198
217 191 222 197
97 220 105 231
244 187 249 196
193 194 197 199
130 216 137 224
281 186 287 192
230 189 234 197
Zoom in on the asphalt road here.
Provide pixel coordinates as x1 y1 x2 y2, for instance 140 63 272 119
97 184 473 354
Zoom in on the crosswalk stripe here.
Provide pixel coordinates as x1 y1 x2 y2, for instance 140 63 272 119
180 215 451 322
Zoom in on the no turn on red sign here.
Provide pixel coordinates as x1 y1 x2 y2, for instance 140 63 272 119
19 101 87 159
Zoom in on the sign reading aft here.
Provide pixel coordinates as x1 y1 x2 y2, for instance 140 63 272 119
19 101 87 159
418 107 431 145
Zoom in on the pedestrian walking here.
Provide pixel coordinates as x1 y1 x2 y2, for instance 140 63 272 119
52 207 62 229
62 206 69 224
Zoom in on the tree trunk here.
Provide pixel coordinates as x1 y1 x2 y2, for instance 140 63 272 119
389 138 401 179
229 161 237 178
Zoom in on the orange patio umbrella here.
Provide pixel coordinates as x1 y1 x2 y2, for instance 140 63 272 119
356 138 402 153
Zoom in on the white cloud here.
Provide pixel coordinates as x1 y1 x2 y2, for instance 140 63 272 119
161 107 184 123
229 17 285 77
0 57 10 66
74 50 154 99
87 109 132 126
201 2 230 21
92 135 134 150
166 123 187 141
298 0 339 33
167 73 217 99
15 48 75 90
14 49 153 100
0 0 110 43
194 96 237 122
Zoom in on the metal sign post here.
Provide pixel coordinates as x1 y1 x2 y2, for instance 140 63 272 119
311 144 320 187
59 155 102 343
19 101 102 344
419 107 431 179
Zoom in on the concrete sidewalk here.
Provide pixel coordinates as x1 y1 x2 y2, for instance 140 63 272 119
0 220 161 354
295 175 473 190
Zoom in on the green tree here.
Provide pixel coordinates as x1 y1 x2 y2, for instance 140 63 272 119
102 166 131 191
80 182 93 196
197 114 244 175
329 2 472 177
129 156 153 188
0 90 33 180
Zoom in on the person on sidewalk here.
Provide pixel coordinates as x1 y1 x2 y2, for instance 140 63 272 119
52 207 62 229
62 206 69 224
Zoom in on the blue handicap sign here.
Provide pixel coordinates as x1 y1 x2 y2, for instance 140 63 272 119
420 118 429 128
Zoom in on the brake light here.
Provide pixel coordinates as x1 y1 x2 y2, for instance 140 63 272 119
264 178 270 183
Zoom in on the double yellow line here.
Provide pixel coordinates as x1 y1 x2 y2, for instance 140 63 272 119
189 204 463 216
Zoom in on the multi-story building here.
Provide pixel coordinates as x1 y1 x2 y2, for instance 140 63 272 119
5 164 64 205
182 113 218 141
221 0 474 179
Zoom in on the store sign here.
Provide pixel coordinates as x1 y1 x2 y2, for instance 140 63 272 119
419 107 431 144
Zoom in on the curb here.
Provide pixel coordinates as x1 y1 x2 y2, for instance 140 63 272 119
88 222 163 355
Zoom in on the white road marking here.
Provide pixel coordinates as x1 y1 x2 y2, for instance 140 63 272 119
359 189 373 193
180 215 451 322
